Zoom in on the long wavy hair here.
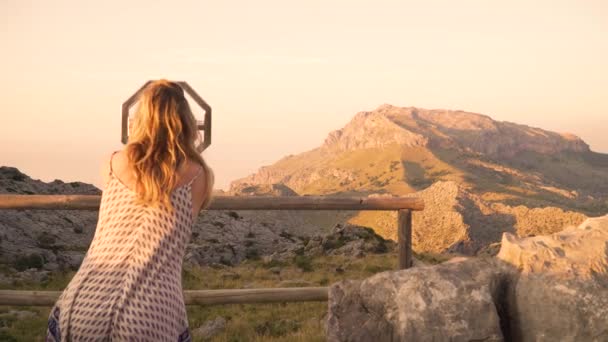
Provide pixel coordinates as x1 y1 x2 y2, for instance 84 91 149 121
125 79 213 210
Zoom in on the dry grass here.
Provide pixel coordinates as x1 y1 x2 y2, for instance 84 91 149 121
0 251 452 341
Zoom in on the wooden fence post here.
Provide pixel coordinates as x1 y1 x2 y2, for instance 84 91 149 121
398 209 413 269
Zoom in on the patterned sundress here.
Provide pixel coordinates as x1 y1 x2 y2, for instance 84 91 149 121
46 153 203 341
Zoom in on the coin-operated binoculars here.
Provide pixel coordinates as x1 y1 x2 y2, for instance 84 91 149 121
121 81 212 153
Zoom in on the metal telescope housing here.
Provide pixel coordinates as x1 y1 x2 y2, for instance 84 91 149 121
121 80 212 152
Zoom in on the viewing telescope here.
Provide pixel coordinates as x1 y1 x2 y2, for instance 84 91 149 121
121 80 212 153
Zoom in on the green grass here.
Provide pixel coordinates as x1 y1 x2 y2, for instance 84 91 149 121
0 306 50 341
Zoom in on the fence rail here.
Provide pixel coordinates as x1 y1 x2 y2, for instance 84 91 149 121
0 194 424 211
0 194 423 306
0 287 329 306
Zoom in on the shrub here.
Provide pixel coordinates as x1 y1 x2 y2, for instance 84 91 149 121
245 248 260 260
0 331 18 342
322 238 346 251
14 253 45 271
36 231 56 249
293 255 313 272
226 211 241 220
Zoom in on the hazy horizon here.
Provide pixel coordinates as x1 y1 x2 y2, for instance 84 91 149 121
1 0 607 190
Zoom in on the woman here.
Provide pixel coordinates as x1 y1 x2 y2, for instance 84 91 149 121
46 80 214 341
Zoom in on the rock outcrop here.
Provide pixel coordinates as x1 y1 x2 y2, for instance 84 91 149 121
371 181 586 255
321 104 590 157
323 109 428 152
365 105 590 158
229 183 298 196
327 215 608 342
263 223 395 263
497 216 608 341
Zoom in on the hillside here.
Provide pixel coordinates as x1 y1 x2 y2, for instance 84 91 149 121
0 167 350 277
230 105 606 252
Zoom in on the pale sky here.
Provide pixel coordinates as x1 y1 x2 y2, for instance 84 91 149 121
1 0 607 190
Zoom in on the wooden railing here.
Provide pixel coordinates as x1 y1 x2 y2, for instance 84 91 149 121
0 194 424 306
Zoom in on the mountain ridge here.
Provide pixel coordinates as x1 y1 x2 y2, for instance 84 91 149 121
321 104 590 157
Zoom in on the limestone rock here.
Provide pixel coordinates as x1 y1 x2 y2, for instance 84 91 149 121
327 258 507 342
497 215 608 278
497 215 608 341
322 104 589 157
322 109 428 152
507 273 608 341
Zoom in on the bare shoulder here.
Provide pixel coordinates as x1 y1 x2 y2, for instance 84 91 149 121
99 150 120 190
189 159 214 213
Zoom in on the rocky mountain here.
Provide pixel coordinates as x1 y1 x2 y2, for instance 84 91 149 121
230 104 606 253
232 105 607 204
323 104 590 157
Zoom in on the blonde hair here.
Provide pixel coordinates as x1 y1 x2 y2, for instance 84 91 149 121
125 79 214 210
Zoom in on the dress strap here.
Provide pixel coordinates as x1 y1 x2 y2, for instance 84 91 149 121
186 165 204 187
109 151 120 176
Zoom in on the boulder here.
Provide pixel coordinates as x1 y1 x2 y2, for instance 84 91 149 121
327 258 507 342
497 215 608 341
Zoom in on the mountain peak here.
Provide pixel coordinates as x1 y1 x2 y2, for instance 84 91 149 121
322 108 428 151
323 105 589 157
